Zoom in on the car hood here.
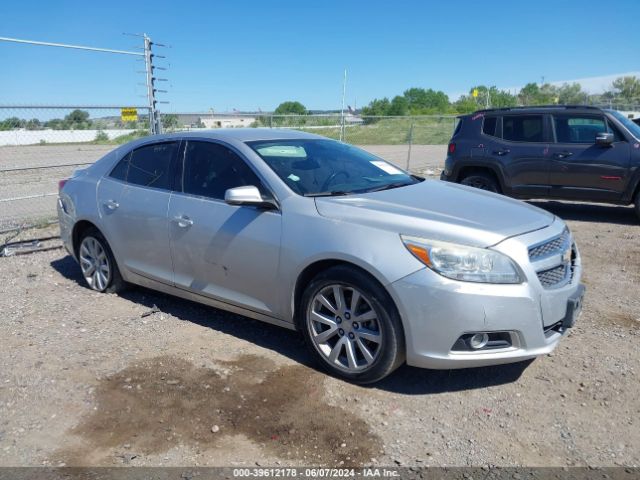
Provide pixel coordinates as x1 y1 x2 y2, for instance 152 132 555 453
314 180 554 248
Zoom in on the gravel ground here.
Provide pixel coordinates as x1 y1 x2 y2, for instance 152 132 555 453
0 201 638 468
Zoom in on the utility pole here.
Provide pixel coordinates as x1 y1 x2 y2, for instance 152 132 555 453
144 34 161 135
340 69 347 142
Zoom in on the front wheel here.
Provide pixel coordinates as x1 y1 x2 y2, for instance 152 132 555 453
300 266 405 384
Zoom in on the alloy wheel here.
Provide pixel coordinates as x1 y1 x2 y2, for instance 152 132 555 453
307 284 383 373
79 236 111 291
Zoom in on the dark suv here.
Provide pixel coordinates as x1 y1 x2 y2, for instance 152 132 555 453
440 105 640 219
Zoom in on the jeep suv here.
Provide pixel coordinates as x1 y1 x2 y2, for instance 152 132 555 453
440 105 640 219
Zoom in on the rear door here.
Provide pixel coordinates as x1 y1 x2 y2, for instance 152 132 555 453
168 139 282 316
497 114 552 197
548 113 630 201
96 141 179 283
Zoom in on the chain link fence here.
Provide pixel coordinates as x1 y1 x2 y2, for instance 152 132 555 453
1 107 454 233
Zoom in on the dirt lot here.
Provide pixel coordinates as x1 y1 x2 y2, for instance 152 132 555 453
0 201 638 468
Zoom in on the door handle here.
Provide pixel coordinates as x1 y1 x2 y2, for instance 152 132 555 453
493 149 510 156
554 151 573 159
104 200 119 210
174 215 194 228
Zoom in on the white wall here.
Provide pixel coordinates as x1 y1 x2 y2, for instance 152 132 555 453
0 129 136 146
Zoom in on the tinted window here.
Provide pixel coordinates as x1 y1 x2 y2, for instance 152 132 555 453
482 117 498 137
109 152 130 181
503 115 544 142
127 142 177 189
554 116 606 143
182 141 263 200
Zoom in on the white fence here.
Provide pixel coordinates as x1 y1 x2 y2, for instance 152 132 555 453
0 129 136 146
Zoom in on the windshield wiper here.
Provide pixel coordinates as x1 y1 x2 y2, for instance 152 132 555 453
363 181 414 193
303 190 352 197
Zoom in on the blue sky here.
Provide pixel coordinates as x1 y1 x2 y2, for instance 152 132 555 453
1 0 639 112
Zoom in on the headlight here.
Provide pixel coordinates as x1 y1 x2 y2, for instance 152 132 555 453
401 235 523 284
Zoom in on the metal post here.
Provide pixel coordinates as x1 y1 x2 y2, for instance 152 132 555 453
406 121 414 171
143 34 161 135
340 69 347 142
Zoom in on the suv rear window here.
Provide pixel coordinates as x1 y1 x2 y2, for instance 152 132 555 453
503 115 544 142
482 117 498 137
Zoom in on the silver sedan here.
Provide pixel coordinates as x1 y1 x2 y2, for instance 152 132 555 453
57 129 585 383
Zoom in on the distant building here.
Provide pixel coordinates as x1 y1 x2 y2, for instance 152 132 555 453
200 116 256 128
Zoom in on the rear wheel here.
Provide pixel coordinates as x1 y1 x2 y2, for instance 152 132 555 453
460 172 500 193
300 266 405 384
78 228 125 293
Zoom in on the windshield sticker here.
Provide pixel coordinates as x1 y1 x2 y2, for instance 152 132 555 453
370 161 403 175
287 174 300 182
256 146 306 157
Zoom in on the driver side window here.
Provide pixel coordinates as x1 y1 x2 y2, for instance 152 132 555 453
182 141 265 200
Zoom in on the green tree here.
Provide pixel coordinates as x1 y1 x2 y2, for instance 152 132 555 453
387 95 409 116
274 101 307 115
0 117 24 130
361 98 391 116
556 83 588 104
518 83 558 105
609 76 640 103
402 87 450 113
162 114 179 130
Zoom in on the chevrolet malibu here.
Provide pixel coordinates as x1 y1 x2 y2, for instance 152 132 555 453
57 129 585 383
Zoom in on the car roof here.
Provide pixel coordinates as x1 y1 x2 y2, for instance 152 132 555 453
471 105 606 116
139 128 326 143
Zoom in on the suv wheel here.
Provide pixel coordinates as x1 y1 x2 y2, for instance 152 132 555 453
300 266 405 384
460 172 500 193
78 228 126 293
635 190 640 221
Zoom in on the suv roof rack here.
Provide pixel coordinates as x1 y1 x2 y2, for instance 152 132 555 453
475 105 603 114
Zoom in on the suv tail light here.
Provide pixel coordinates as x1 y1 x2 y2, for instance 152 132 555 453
448 142 456 154
58 179 69 192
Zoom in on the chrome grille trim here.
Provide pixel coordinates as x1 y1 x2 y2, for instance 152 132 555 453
528 228 570 261
528 229 576 289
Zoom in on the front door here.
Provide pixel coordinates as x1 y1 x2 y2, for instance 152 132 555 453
548 114 630 201
168 140 282 316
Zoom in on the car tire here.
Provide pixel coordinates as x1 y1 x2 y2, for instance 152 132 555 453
299 265 405 384
77 227 126 293
460 173 500 193
635 190 640 221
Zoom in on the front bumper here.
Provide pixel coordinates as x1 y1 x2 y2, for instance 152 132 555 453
388 221 584 369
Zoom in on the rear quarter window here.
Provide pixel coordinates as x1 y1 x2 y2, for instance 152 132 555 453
482 117 499 137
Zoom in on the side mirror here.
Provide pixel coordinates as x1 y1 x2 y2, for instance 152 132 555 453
224 185 277 209
595 132 614 146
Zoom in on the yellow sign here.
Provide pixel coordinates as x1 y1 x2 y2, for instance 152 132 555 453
472 89 479 98
121 107 138 123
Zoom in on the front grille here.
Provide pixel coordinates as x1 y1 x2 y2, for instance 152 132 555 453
537 264 570 288
529 229 576 289
529 229 570 260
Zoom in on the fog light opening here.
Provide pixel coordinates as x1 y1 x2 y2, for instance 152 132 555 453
469 333 489 350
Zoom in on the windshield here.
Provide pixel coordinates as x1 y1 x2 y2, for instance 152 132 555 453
608 110 640 140
246 139 421 196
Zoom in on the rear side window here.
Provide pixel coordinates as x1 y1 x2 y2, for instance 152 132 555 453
503 115 544 142
482 117 498 137
554 115 606 143
182 141 263 200
126 142 178 189
109 152 131 181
